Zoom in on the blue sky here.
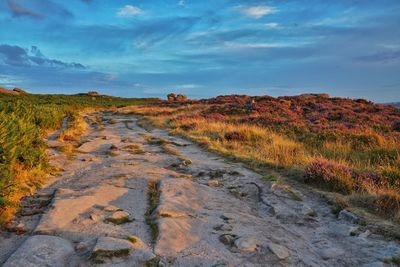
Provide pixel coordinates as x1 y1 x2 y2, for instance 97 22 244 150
0 0 399 102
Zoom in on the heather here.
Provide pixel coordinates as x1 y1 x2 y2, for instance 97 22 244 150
126 94 400 222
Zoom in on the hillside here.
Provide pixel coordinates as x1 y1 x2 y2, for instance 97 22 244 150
199 94 400 133
128 94 400 224
1 108 400 266
388 102 400 109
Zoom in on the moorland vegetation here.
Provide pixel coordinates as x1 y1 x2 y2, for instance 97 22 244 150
0 91 156 222
127 94 400 222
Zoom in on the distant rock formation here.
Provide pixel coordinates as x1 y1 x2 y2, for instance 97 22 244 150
167 93 188 102
0 87 29 95
12 88 28 94
87 91 99 96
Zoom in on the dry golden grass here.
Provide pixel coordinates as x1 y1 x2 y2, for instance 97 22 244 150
0 164 46 223
125 103 400 223
58 112 88 142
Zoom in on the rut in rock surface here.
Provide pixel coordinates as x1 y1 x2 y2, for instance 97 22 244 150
0 111 399 267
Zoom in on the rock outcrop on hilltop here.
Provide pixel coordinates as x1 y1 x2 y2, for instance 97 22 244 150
0 87 28 95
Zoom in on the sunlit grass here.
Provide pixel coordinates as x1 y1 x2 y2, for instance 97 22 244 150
0 93 156 223
126 103 400 222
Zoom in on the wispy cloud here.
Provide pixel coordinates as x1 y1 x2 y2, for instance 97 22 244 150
0 44 85 69
224 41 285 49
6 0 73 20
0 74 22 87
356 49 400 64
117 5 143 17
6 0 43 19
176 84 202 89
236 5 277 19
264 22 281 29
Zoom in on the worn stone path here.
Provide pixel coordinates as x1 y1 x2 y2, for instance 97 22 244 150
1 111 399 266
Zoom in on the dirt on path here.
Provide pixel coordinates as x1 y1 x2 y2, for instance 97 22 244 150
0 111 399 267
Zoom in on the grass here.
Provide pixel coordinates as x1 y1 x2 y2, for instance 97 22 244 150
58 112 88 142
127 235 137 244
125 97 400 223
122 144 145 154
0 92 156 223
105 216 133 225
145 180 160 243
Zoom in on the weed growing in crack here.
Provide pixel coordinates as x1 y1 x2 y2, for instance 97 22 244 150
145 180 160 243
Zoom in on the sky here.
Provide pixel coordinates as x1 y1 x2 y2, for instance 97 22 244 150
0 0 399 102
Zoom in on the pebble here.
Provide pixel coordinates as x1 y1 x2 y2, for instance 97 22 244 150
338 210 359 224
234 236 259 252
268 243 290 260
320 247 345 260
207 180 223 187
219 234 236 246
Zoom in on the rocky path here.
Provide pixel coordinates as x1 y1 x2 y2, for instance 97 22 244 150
1 111 400 266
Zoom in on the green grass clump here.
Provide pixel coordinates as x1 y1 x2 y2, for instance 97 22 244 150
105 217 133 225
127 235 138 244
145 180 160 243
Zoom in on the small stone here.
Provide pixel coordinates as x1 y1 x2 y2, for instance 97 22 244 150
90 213 100 221
338 210 359 224
268 243 290 260
207 180 223 187
234 236 259 252
220 214 231 221
359 230 371 239
75 242 89 253
319 247 344 260
214 224 233 232
103 205 122 212
349 226 361 236
5 223 26 235
56 188 75 197
301 206 317 217
219 234 236 246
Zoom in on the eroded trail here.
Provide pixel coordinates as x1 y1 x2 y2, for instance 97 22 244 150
1 111 399 266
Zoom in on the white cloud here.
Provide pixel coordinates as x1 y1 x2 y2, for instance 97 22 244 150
176 84 202 89
264 22 280 29
236 5 277 19
0 75 22 87
224 41 283 49
117 5 143 17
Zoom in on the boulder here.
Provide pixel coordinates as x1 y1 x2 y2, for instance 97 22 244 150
3 235 74 267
